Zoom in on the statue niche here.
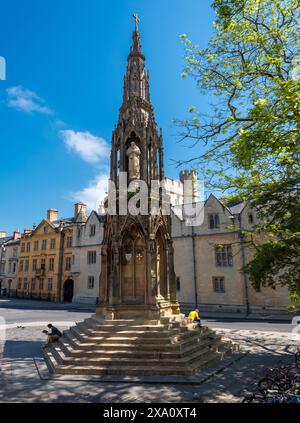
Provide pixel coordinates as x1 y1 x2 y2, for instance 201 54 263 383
121 227 146 304
126 139 141 181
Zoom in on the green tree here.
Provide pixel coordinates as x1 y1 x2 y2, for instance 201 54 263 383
178 0 300 295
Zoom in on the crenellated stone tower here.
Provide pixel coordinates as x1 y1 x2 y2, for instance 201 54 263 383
97 15 180 320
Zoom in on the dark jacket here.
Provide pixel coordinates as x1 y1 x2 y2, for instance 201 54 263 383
49 326 62 337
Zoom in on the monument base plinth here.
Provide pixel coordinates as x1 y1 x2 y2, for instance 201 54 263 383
43 316 238 378
95 301 181 321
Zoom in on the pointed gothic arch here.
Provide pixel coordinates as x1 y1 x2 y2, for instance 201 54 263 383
120 223 146 304
155 227 167 299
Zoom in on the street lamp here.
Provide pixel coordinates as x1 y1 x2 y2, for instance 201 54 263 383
0 244 6 296
229 214 250 314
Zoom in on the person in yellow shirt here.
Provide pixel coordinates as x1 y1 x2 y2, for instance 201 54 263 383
188 309 201 326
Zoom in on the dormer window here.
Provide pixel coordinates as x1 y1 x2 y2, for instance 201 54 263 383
209 214 220 229
89 224 96 237
248 213 254 224
44 226 48 233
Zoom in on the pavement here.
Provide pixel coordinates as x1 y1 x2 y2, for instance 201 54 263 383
0 298 299 403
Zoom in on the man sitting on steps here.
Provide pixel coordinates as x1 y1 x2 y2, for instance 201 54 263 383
188 309 201 327
42 323 62 348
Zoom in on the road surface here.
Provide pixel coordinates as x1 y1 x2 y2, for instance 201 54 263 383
0 298 294 333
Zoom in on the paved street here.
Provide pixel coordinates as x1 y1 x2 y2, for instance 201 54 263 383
0 298 94 327
0 298 294 332
0 298 298 403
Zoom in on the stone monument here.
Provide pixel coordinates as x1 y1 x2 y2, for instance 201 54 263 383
44 16 237 378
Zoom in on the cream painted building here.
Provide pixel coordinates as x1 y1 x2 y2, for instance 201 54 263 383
71 207 104 304
172 194 291 314
0 231 21 294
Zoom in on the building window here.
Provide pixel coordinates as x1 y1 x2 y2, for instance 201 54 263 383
72 255 75 265
21 243 25 253
65 257 71 271
13 247 18 258
248 213 254 224
18 278 22 289
215 245 233 267
19 260 24 272
89 224 96 237
209 214 220 229
43 226 48 234
42 240 47 250
176 276 181 291
77 228 81 240
31 278 36 290
41 258 46 270
88 276 95 289
87 251 97 264
34 241 39 251
32 259 37 271
48 278 53 291
23 278 28 290
213 277 225 293
66 236 72 248
8 262 12 274
39 279 44 290
26 242 31 253
50 238 56 249
24 260 29 272
49 258 55 271
13 262 16 273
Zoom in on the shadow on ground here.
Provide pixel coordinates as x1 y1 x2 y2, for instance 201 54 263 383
2 340 44 359
0 341 297 403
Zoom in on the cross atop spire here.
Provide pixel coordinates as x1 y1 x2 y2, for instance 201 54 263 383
130 13 142 55
133 13 139 31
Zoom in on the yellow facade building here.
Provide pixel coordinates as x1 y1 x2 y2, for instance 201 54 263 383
17 208 75 302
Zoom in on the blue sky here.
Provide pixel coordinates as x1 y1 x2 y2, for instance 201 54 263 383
0 0 215 234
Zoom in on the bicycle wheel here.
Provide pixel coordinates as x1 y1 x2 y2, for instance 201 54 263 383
242 395 266 403
295 352 300 371
258 378 281 393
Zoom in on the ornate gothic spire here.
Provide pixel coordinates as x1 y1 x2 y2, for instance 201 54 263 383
131 13 142 54
123 14 150 103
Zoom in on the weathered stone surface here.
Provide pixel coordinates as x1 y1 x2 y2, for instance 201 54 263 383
44 317 237 377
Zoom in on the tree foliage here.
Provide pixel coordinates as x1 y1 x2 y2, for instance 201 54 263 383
178 0 300 294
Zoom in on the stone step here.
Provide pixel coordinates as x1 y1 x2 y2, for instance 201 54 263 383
88 318 163 327
59 344 220 368
66 328 220 351
52 350 226 376
69 324 212 345
43 318 237 378
57 337 218 360
76 324 186 338
81 318 184 332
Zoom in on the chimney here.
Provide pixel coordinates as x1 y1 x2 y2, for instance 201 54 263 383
47 209 58 223
24 229 32 235
0 231 6 238
74 203 87 222
13 231 21 240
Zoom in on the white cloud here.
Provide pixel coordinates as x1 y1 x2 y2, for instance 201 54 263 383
71 173 109 211
6 86 53 115
60 129 110 164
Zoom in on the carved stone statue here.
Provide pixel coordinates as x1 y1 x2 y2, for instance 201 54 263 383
126 141 141 180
